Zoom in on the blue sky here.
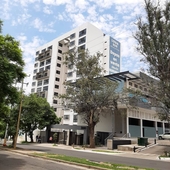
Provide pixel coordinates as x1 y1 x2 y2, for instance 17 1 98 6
0 0 164 93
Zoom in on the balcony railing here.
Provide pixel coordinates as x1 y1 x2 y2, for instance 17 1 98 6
36 69 50 80
38 49 52 61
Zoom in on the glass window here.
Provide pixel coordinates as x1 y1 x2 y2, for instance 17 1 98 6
53 100 57 104
79 29 86 37
39 67 44 72
67 72 73 77
46 65 50 70
55 77 60 81
32 82 36 86
54 108 57 111
79 37 86 45
56 70 60 74
37 80 42 86
34 63 38 67
46 59 51 65
54 92 58 96
129 82 133 86
134 84 138 88
40 61 44 67
70 41 75 47
55 85 59 89
59 42 63 47
35 57 38 61
64 115 70 120
68 64 73 69
34 69 37 74
36 51 39 55
37 87 41 92
42 48 46 53
70 33 75 39
57 63 61 67
73 115 78 122
43 86 48 91
44 79 49 85
33 76 36 80
48 45 52 50
31 88 35 93
78 45 85 51
58 49 62 54
57 56 61 60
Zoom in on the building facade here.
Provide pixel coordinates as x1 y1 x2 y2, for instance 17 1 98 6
31 23 121 124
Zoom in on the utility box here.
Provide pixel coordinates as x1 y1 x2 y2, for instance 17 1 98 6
107 139 113 150
138 137 148 146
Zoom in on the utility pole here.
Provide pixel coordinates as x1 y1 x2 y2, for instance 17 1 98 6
13 80 24 149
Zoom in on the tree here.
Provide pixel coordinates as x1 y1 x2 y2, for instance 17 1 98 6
61 50 120 148
134 0 170 123
10 94 61 143
0 19 25 140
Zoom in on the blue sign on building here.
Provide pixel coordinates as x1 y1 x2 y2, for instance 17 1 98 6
109 37 120 74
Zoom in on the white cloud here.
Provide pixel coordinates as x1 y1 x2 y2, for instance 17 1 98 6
43 0 72 6
43 6 53 14
0 0 11 19
12 13 31 26
32 18 56 32
14 0 40 7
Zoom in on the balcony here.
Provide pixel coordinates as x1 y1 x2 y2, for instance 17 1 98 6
38 49 52 61
36 69 50 80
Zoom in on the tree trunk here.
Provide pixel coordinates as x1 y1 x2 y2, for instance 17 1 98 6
30 132 33 143
89 123 95 148
25 132 27 142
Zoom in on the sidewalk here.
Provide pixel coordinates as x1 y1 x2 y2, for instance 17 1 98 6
1 142 170 162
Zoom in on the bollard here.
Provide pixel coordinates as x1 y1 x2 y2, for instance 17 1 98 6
133 146 136 152
154 139 156 144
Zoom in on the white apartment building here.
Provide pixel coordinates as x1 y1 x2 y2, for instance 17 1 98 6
31 22 121 125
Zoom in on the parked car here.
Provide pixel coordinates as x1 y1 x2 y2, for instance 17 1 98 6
158 133 170 140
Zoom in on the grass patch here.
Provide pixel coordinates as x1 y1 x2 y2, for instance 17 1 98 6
92 150 120 153
32 153 153 170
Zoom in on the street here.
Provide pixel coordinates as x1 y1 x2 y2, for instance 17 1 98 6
0 150 93 170
16 144 170 170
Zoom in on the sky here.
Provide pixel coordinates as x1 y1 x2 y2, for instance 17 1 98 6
0 0 165 93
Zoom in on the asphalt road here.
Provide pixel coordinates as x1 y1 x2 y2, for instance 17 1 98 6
0 150 93 170
17 144 170 170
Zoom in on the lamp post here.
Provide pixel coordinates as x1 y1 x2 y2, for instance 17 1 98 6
13 80 24 149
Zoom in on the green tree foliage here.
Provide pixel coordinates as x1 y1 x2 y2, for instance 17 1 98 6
0 19 25 138
10 94 61 143
134 0 170 122
61 50 120 148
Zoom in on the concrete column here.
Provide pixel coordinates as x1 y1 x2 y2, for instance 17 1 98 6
163 122 165 133
122 116 125 135
140 119 143 137
66 130 70 145
155 121 158 138
126 116 129 137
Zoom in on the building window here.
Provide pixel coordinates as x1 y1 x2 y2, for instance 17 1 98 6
57 56 61 60
45 65 50 70
56 70 60 74
54 108 57 111
39 67 44 72
34 63 38 67
67 72 73 77
48 45 52 50
58 49 62 54
42 48 46 53
129 82 133 86
32 82 36 86
46 59 51 65
34 69 37 74
35 57 38 61
59 42 63 47
57 63 61 67
79 29 86 37
134 84 138 88
55 85 59 89
73 115 78 122
70 41 75 47
139 86 142 90
37 87 41 92
78 45 85 51
79 37 86 45
36 51 39 55
44 79 49 85
40 61 44 67
64 115 70 120
53 100 57 104
70 33 75 39
37 80 42 86
54 92 58 96
31 88 35 93
43 86 48 91
33 76 36 80
144 88 147 91
55 77 60 81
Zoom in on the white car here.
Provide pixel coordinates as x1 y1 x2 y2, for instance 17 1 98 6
158 133 170 140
